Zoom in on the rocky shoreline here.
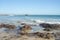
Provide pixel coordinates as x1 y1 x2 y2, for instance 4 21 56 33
39 23 60 40
0 22 60 40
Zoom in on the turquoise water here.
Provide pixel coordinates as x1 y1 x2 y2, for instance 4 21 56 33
0 15 60 33
0 15 60 22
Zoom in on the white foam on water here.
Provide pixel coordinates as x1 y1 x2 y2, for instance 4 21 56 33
30 19 60 24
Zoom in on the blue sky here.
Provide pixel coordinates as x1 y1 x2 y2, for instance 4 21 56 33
0 0 60 15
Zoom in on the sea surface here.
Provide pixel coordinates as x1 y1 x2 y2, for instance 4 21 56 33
0 15 60 23
0 15 60 33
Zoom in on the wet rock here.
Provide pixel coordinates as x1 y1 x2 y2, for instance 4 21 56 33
40 23 60 30
43 28 52 31
0 23 6 28
21 23 26 25
22 24 32 30
19 24 32 34
40 23 52 29
0 23 16 29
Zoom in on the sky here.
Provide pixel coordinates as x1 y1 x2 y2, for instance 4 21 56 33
0 0 60 15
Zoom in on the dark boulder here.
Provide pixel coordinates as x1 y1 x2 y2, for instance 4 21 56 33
40 23 60 30
40 23 52 29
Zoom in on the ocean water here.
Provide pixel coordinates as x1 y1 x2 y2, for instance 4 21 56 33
0 15 60 23
0 15 60 33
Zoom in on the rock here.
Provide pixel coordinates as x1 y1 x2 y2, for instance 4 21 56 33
0 23 16 29
40 23 52 29
19 24 32 34
23 24 32 30
33 32 44 38
21 23 26 25
32 32 55 39
43 28 52 31
0 23 6 28
40 23 60 30
45 33 54 39
38 33 44 38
